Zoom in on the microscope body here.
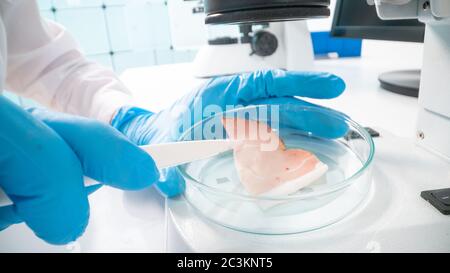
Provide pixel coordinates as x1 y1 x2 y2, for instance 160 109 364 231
193 21 314 77
193 0 330 77
376 0 450 160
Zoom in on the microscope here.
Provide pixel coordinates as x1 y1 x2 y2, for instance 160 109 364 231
372 0 450 161
196 0 450 161
192 0 330 77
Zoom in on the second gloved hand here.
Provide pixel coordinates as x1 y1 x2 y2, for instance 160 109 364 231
0 96 159 245
111 69 348 198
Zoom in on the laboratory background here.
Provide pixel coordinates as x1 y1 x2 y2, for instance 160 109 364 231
4 0 336 107
1 0 450 253
4 0 193 106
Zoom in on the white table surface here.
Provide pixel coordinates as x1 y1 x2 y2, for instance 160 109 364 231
1 41 449 252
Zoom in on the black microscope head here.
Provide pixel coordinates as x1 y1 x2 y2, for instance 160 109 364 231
204 0 330 25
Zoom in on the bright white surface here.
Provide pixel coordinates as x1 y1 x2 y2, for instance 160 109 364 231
1 40 449 252
308 40 423 139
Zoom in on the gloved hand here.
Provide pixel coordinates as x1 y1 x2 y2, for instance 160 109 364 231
111 69 347 198
0 96 159 245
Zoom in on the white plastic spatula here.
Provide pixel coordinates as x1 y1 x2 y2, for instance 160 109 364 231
140 139 236 169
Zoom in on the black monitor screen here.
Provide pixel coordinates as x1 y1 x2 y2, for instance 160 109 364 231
331 0 425 42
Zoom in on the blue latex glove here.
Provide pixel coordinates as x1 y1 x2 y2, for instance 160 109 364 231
112 69 347 198
0 96 159 245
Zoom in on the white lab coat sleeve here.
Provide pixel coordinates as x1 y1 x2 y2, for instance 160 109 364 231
4 0 135 123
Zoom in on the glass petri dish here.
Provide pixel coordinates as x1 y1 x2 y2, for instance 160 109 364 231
177 104 375 235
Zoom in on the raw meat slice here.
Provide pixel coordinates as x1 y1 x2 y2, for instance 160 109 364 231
222 117 328 196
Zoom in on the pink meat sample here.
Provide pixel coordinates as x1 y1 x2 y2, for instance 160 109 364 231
222 117 328 196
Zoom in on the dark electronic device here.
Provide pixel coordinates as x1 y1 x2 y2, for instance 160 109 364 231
331 0 425 97
421 188 450 215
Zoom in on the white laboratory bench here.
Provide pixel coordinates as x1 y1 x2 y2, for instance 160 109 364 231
1 41 449 252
